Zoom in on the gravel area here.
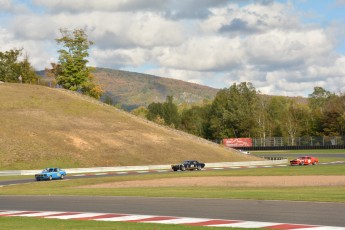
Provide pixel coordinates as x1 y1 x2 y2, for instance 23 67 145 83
78 175 345 188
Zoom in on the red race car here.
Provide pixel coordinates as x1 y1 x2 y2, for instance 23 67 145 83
290 156 319 166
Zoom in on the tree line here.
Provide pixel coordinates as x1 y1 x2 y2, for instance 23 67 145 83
141 82 345 142
0 28 102 99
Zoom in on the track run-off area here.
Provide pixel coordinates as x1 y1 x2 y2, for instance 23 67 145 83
1 160 345 187
1 160 345 229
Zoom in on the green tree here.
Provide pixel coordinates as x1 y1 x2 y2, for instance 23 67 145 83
209 82 258 139
147 102 164 122
163 96 180 127
0 48 39 83
308 86 334 135
180 105 211 137
131 106 148 118
308 86 332 110
55 28 102 99
146 96 180 127
19 55 40 84
266 96 289 137
254 95 271 140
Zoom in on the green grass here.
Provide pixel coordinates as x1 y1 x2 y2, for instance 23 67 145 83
251 149 345 155
1 165 345 202
0 216 258 230
251 149 345 163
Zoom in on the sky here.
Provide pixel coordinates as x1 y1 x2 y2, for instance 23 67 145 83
1 0 345 97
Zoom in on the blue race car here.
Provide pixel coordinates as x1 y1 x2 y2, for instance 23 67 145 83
35 168 66 181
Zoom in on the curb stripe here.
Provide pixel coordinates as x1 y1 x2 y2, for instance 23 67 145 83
75 213 128 220
1 210 344 229
187 219 240 226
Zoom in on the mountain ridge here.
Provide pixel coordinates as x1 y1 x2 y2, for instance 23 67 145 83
93 67 219 110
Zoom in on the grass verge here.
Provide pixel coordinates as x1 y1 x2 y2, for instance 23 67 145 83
1 165 345 202
0 216 258 230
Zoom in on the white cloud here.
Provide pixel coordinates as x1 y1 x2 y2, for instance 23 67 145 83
0 0 28 13
335 0 345 6
1 0 345 96
153 36 244 71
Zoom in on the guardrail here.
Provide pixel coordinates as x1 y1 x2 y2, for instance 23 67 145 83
0 159 288 176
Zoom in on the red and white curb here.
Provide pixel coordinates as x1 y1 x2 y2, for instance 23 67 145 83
1 210 344 229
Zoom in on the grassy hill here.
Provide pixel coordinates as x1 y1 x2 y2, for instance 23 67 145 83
0 83 258 170
93 68 219 110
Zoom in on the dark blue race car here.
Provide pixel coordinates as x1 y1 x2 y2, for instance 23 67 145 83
35 168 66 181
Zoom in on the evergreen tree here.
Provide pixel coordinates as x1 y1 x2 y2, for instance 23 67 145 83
0 48 39 83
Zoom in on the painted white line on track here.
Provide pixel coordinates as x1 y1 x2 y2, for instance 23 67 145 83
45 213 107 219
155 217 211 224
97 215 155 222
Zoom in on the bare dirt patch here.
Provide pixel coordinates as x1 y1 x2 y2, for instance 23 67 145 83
78 175 345 188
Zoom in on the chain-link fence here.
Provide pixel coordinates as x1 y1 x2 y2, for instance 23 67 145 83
252 136 345 147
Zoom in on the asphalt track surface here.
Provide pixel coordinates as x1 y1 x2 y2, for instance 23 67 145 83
1 162 345 228
1 195 345 227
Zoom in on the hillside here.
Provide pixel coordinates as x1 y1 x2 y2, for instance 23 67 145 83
93 68 219 110
0 83 258 170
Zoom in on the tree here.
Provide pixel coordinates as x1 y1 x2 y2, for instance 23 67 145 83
55 28 102 99
180 105 211 137
163 96 180 127
146 96 180 127
254 95 271 141
209 82 258 139
19 54 40 84
308 86 335 135
147 102 165 122
0 48 39 83
308 86 332 110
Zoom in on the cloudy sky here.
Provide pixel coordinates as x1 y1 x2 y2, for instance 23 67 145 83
1 0 345 96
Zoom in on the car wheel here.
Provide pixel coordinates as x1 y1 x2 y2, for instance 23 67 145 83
49 176 52 181
60 175 64 180
312 162 317 165
197 165 201 170
181 166 186 171
300 162 304 166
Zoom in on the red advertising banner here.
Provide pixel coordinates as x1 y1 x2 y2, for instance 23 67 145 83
223 138 252 147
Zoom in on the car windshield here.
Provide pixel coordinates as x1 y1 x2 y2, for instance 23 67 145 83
42 168 54 172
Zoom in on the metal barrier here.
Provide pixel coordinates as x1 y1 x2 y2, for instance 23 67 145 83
0 160 288 176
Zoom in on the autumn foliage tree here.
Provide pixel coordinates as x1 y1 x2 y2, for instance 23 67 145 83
54 28 102 99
